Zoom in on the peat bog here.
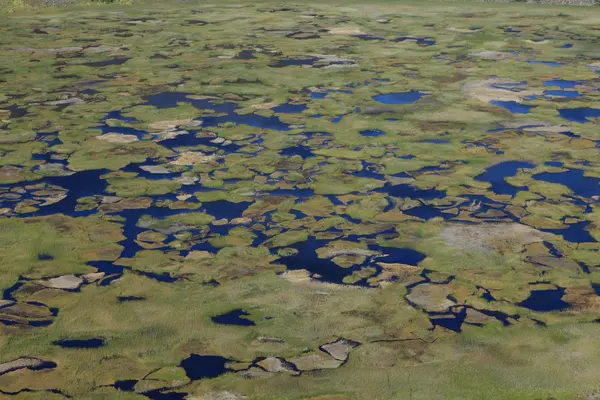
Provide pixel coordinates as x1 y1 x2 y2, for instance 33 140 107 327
1 1 600 399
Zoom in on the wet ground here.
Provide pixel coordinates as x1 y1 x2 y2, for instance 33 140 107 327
1 1 600 399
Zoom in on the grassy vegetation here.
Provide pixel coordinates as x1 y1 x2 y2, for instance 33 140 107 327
1 0 599 14
2 0 600 398
0 215 123 291
2 270 600 399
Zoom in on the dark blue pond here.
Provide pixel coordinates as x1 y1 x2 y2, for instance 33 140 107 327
357 34 385 41
490 101 534 114
280 145 314 159
331 115 344 123
475 161 535 196
556 131 580 138
114 380 137 391
146 391 188 400
504 27 521 33
277 237 361 284
270 57 319 68
96 206 217 263
46 169 110 204
480 288 496 302
543 90 581 98
277 236 425 285
271 103 307 114
310 89 352 99
114 380 189 399
376 183 446 200
211 309 255 326
373 91 424 105
352 163 383 180
53 338 105 348
37 133 63 146
528 61 563 67
421 139 449 144
543 222 596 244
235 49 256 59
517 288 570 312
560 44 573 49
394 37 436 46
558 108 600 123
30 361 58 371
543 79 579 89
142 92 291 131
179 354 231 381
431 307 512 332
203 113 290 131
533 169 600 198
6 104 28 118
402 204 449 220
1 169 110 217
262 187 315 197
360 129 385 137
118 296 145 302
428 305 511 333
374 245 426 265
85 57 131 67
429 310 465 333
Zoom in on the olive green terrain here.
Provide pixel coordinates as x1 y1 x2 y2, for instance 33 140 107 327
1 1 600 399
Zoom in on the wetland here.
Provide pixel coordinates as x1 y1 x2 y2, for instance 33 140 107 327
1 0 600 399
